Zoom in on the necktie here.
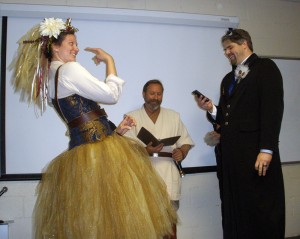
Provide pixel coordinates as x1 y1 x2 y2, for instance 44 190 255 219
228 75 237 95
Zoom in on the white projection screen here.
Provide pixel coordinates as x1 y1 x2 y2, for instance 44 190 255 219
14 4 300 180
1 7 298 181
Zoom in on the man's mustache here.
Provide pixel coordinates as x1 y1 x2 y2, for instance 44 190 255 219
149 100 160 104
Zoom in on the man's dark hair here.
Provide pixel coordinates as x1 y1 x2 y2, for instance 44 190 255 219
221 29 253 52
142 79 164 93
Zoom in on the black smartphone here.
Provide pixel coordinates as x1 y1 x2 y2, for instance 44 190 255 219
192 90 210 102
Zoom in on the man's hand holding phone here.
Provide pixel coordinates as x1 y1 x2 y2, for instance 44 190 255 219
192 90 210 102
192 90 213 112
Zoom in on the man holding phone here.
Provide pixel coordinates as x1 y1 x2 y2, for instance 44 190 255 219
195 29 285 239
192 90 210 102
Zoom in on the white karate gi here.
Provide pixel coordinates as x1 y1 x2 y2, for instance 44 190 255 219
125 106 194 201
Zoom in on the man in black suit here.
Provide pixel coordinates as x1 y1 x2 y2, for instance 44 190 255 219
196 29 285 239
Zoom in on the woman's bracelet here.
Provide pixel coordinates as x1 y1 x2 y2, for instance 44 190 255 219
114 129 122 136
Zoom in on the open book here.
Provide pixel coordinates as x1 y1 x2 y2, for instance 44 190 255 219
137 127 180 147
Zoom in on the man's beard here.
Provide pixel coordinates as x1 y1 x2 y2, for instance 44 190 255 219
229 57 237 66
145 100 161 111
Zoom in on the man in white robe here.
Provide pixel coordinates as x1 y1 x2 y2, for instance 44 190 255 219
125 79 194 239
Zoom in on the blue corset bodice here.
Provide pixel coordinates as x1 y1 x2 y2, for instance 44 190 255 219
52 94 114 149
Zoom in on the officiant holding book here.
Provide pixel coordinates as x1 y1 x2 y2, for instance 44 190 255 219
125 79 194 239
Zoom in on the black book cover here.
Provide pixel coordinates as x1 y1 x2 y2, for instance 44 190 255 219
137 127 180 147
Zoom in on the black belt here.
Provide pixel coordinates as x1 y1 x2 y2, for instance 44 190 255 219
150 152 173 158
68 108 107 128
150 152 185 177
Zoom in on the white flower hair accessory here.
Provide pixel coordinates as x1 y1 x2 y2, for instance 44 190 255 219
39 18 66 39
235 64 250 83
39 18 78 54
9 18 78 115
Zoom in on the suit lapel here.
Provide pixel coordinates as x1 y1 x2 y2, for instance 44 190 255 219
222 53 260 112
229 54 259 97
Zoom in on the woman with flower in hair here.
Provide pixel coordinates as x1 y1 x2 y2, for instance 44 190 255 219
10 18 177 239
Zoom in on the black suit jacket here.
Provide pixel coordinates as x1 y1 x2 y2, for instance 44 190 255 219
217 53 284 152
213 53 285 239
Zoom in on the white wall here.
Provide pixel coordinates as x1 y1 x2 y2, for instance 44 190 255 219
0 0 300 58
1 0 300 238
1 164 300 238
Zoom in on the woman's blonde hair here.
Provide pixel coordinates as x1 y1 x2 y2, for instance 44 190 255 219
8 18 78 114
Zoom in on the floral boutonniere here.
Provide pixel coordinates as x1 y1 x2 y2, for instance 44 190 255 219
235 64 250 83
